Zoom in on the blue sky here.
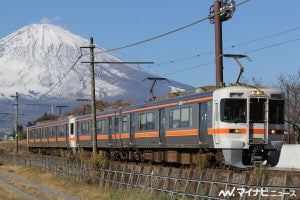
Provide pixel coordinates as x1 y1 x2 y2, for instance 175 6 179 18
1 0 299 87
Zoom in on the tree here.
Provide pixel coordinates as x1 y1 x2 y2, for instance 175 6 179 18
36 113 59 123
278 70 300 144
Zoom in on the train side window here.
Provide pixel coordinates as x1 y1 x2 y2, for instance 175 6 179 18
36 129 40 139
121 116 128 132
81 121 90 135
58 124 67 138
169 107 192 128
52 126 57 137
97 119 107 135
138 112 155 131
114 117 119 133
70 123 74 135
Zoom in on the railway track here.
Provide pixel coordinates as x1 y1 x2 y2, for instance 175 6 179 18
0 153 299 199
0 167 82 200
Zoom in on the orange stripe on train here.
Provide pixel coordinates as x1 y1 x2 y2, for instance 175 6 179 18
165 129 198 137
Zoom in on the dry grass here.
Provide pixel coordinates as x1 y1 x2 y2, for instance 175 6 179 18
0 140 29 155
0 164 168 200
0 183 32 200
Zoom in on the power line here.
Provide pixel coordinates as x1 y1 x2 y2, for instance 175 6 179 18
242 37 300 55
35 0 250 100
91 0 250 56
140 26 300 71
38 55 82 100
102 35 300 95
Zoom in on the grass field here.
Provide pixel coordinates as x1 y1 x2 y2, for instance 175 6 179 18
0 164 169 200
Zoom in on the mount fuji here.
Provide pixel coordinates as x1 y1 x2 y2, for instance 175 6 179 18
0 23 193 127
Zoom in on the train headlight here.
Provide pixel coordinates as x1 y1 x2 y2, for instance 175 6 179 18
251 91 264 95
269 129 283 134
230 129 241 134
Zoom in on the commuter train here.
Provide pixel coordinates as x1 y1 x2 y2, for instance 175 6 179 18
27 85 285 168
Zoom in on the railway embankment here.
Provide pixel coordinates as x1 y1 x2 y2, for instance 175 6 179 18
0 153 299 199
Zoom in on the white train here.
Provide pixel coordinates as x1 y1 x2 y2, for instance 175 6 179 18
27 85 285 168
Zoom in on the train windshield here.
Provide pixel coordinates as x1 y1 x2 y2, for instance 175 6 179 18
249 98 285 124
221 98 284 124
269 99 284 124
221 99 246 123
249 98 266 123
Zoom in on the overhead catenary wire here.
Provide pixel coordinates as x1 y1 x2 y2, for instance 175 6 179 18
91 0 250 56
103 35 300 96
38 55 82 100
140 26 300 71
36 0 251 100
38 0 300 102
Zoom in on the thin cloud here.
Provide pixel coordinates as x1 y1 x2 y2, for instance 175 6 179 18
40 18 51 24
39 16 61 24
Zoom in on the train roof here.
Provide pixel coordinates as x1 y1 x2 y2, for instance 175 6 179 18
28 84 284 128
121 86 214 112
28 117 69 129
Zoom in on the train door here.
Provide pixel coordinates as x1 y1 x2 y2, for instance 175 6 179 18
214 100 220 144
199 102 208 144
129 113 136 145
108 117 113 147
159 108 166 145
114 116 121 147
68 117 77 152
248 97 269 144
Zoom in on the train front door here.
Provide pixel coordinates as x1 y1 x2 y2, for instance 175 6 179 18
248 97 269 144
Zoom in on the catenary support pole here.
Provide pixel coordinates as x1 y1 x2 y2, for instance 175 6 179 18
89 37 97 155
11 92 19 153
214 0 224 88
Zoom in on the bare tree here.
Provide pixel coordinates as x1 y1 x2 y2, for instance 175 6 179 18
278 70 300 144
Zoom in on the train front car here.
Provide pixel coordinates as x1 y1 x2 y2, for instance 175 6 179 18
211 86 285 168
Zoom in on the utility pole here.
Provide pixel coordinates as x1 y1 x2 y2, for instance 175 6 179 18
11 92 19 153
209 0 236 87
81 37 97 155
81 37 153 156
214 1 223 88
90 37 97 156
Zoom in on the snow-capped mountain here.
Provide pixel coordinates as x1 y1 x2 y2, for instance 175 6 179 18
0 23 193 127
0 23 192 102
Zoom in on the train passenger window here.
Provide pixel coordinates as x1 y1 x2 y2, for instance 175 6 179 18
36 129 41 139
50 127 56 138
81 121 91 135
221 99 246 123
70 123 74 135
58 125 66 138
138 112 155 131
122 116 128 132
96 120 107 135
169 107 192 128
